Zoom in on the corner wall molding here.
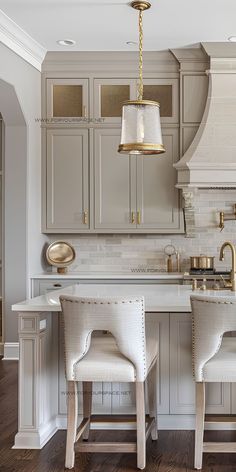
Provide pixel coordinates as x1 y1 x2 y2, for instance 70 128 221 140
3 342 19 360
0 9 46 71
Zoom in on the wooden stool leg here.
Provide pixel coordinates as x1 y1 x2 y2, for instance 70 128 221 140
147 361 158 440
195 382 205 470
65 381 78 469
136 381 146 470
82 381 92 440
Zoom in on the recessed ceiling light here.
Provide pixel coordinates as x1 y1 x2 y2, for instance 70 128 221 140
228 36 236 42
126 41 138 45
57 39 76 46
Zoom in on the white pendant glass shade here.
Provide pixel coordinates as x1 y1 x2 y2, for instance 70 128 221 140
118 100 165 155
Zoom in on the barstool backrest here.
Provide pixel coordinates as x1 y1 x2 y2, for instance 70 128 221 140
60 295 146 381
191 295 236 381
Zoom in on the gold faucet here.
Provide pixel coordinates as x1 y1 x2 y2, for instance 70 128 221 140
219 241 236 291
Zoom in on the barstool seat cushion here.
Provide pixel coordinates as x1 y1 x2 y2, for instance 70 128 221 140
203 337 236 382
73 334 156 382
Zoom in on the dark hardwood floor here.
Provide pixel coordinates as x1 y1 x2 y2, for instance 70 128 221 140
1 360 236 472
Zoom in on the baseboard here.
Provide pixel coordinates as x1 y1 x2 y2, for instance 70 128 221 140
13 417 58 449
3 342 19 360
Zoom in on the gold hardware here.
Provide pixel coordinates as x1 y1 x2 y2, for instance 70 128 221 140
219 241 236 291
122 99 160 107
130 1 151 11
219 204 236 231
137 210 141 225
118 143 165 155
83 210 88 225
219 212 224 231
83 105 87 118
131 211 136 224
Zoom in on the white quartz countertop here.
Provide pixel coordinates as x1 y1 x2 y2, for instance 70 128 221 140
12 283 236 313
31 272 184 280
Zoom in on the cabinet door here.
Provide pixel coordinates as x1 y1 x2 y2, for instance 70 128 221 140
170 313 231 414
136 128 182 232
94 79 136 124
142 78 179 124
46 129 89 231
94 128 136 230
47 78 89 120
111 313 170 415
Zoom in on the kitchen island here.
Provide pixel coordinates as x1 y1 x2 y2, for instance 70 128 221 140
12 284 236 449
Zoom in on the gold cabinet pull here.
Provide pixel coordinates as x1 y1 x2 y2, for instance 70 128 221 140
137 210 141 225
83 105 87 118
131 211 136 224
83 210 88 225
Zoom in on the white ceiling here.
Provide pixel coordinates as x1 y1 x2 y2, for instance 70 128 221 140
0 0 235 52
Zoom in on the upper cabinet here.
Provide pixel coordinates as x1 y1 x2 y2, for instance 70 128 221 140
93 78 178 124
45 128 89 231
142 79 179 124
94 79 136 123
94 128 136 230
46 79 89 120
136 129 181 231
41 50 210 234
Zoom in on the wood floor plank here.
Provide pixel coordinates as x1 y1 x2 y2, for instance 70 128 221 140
2 359 236 471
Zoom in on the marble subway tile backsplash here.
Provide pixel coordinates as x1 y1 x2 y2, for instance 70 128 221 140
48 190 236 274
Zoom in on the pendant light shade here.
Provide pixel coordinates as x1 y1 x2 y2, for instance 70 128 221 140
118 0 165 156
118 100 165 155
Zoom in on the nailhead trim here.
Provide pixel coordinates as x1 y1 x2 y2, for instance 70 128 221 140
191 297 229 381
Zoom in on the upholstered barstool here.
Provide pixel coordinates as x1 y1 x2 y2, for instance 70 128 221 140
60 295 159 470
191 295 236 469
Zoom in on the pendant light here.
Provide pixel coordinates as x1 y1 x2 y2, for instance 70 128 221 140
118 1 165 155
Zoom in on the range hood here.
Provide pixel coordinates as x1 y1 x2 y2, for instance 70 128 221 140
174 43 236 189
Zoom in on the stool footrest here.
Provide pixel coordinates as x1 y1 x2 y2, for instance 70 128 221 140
203 442 236 453
76 442 137 453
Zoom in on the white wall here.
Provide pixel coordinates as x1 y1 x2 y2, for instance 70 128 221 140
0 43 46 343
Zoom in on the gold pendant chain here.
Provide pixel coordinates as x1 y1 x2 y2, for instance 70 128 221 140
138 9 143 101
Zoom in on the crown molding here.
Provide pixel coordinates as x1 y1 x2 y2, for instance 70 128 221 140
0 9 46 71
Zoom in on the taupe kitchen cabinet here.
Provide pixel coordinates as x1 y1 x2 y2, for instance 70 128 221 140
94 128 136 230
94 78 179 124
136 128 181 230
170 313 231 414
94 127 182 232
46 78 89 120
46 128 89 231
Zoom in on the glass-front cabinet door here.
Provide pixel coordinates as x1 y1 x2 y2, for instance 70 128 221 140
94 79 136 123
141 78 179 124
46 78 89 121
